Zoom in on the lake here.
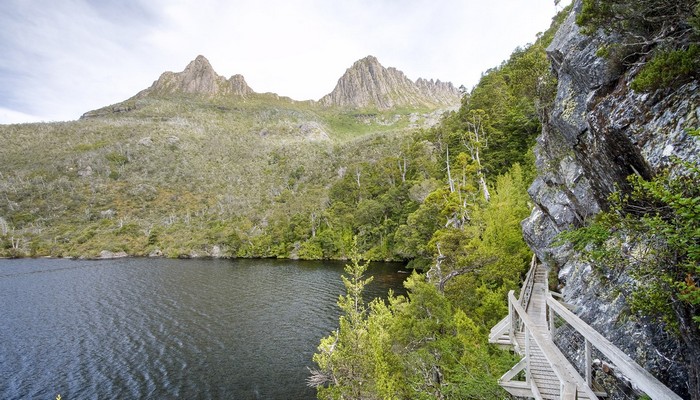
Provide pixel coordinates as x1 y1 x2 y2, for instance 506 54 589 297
0 257 408 399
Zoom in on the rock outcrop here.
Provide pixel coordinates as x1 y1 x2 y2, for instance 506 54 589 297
522 1 699 398
320 56 460 109
137 55 254 98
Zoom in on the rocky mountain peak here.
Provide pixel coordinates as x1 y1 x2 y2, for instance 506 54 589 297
137 55 254 98
320 55 460 110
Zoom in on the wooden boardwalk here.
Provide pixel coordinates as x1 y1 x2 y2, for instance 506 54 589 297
489 257 682 400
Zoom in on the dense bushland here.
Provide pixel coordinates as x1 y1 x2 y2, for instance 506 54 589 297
307 9 570 399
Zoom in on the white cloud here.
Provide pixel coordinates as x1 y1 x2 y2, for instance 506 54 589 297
0 107 43 125
0 0 571 123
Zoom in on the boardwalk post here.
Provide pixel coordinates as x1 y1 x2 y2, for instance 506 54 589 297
525 328 531 384
585 339 592 386
549 304 555 334
562 382 576 399
509 297 514 345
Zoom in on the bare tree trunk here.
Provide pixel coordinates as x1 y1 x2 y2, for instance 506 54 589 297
311 212 317 238
10 232 21 250
399 155 407 183
0 217 8 236
479 175 490 202
464 111 490 202
446 145 454 193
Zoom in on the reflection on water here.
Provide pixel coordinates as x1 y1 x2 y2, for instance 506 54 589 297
0 258 407 399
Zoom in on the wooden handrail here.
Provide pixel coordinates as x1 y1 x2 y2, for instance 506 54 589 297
509 290 598 399
546 294 683 400
489 314 510 340
518 254 538 310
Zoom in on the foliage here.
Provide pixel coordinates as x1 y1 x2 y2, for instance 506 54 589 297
577 0 697 40
631 44 700 91
557 155 700 397
577 0 700 91
0 97 433 260
310 163 531 399
559 158 700 327
310 244 380 399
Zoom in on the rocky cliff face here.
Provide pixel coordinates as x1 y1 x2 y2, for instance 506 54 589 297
137 55 254 98
522 1 699 397
320 56 460 109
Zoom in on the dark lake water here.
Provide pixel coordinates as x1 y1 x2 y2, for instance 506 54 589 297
0 258 408 399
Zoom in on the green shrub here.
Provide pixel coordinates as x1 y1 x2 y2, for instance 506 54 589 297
105 152 128 165
297 240 323 260
631 45 700 91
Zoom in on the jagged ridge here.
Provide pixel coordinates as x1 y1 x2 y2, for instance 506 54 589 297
319 56 460 110
137 55 255 98
81 55 460 119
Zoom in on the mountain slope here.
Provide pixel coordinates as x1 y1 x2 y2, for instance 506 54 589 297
0 54 461 259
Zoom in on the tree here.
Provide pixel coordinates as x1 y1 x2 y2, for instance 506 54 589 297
462 110 491 202
309 244 376 399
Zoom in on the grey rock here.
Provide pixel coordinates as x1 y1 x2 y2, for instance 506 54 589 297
523 0 700 397
149 249 163 257
137 55 255 98
77 165 93 177
320 56 460 110
99 250 128 259
100 209 116 219
297 122 330 141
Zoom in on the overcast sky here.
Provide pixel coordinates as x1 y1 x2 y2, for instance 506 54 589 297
0 0 570 124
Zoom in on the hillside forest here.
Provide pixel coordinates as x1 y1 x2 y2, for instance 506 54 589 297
307 0 700 398
0 5 572 397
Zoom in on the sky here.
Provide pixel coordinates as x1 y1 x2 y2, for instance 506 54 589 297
0 0 570 124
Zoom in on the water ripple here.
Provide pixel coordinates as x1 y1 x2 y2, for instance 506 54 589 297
0 258 406 399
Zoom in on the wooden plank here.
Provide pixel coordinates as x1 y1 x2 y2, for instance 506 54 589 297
547 294 683 400
500 380 533 398
562 383 577 399
509 291 599 400
500 357 527 383
529 372 545 400
489 314 509 341
585 339 592 386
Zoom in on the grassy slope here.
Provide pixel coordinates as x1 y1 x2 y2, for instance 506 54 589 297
0 93 446 258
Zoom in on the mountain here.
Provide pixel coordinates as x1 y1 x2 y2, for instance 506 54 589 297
136 55 255 98
0 53 464 260
81 55 459 120
320 56 460 109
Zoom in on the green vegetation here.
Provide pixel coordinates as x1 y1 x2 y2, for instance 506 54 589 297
306 10 570 399
631 44 700 91
557 150 700 397
0 94 442 259
310 163 533 399
0 4 581 399
577 0 700 91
